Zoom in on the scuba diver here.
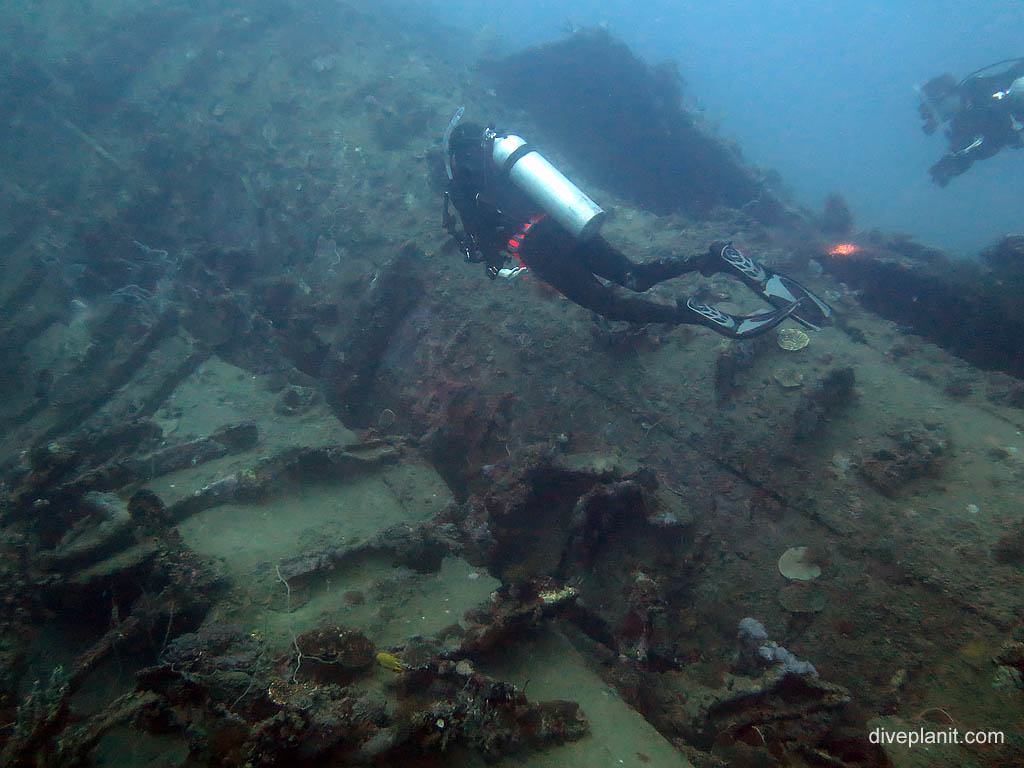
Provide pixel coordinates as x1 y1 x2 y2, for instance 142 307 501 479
441 113 832 339
918 57 1024 186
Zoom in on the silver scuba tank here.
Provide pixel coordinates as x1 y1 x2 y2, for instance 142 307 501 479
1008 75 1024 101
491 134 606 241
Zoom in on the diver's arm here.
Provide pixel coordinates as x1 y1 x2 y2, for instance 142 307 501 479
443 190 508 276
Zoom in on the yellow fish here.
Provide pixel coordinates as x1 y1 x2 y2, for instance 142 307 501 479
376 651 405 672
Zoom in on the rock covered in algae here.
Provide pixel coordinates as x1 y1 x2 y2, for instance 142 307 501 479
777 583 826 613
773 366 805 388
777 546 821 581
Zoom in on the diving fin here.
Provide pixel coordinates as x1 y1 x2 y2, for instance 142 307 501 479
716 243 834 331
684 297 803 339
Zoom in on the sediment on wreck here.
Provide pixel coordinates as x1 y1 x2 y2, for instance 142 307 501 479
323 242 426 425
824 233 1024 379
2 3 1024 767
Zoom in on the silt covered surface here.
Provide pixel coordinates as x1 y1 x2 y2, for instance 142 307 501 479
0 2 1022 766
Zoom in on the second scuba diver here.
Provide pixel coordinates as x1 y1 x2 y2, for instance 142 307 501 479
442 114 832 339
918 57 1024 186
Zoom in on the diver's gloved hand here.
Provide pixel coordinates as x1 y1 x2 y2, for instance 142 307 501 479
708 242 834 331
682 297 803 339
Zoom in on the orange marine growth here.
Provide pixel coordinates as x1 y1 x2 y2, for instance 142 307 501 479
828 243 860 257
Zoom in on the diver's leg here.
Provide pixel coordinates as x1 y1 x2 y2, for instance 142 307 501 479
930 151 975 185
930 124 991 185
519 224 681 321
531 250 798 337
530 251 681 323
581 237 706 292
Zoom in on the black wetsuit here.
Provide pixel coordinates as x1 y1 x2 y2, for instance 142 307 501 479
443 122 831 337
513 216 701 324
928 61 1024 185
